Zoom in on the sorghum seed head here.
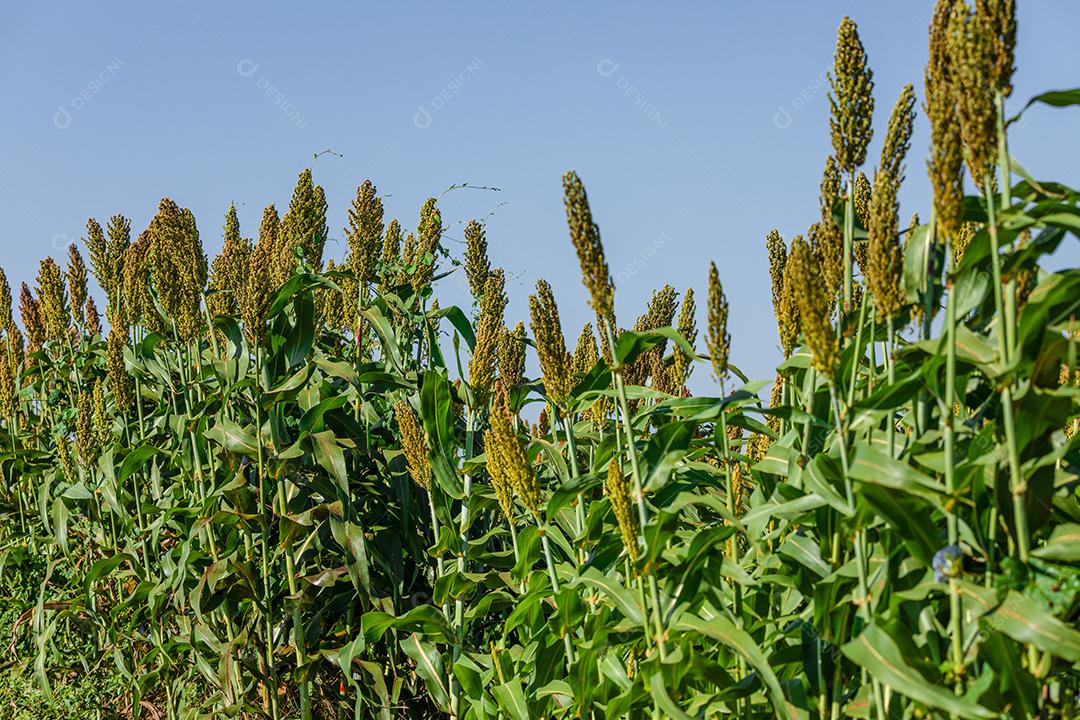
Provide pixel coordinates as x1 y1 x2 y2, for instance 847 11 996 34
573 323 598 377
790 237 839 378
828 17 875 173
853 171 872 273
240 205 279 347
208 210 252 318
394 400 431 490
488 394 542 517
381 218 402 267
927 0 967 245
536 405 551 439
0 352 14 418
778 249 801 359
148 198 206 340
36 257 70 342
499 320 527 390
107 323 133 413
766 229 788 327
280 168 328 271
626 285 678 387
75 390 95 466
671 288 697 390
85 297 101 337
606 459 639 562
976 0 1016 97
529 279 573 407
706 262 730 382
320 259 347 332
105 215 131 321
563 171 615 333
468 268 507 405
949 0 997 183
0 267 11 329
412 198 442 292
484 427 517 524
867 169 906 319
809 221 844 303
92 377 109 447
880 83 918 185
346 180 384 286
20 284 44 355
66 245 88 331
820 157 842 223
463 219 491 302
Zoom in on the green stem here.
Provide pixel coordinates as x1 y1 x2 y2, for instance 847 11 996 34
943 242 965 692
843 170 855 313
983 175 1029 564
602 319 668 661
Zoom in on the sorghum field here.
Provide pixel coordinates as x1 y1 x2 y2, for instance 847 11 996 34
2 1 1079 718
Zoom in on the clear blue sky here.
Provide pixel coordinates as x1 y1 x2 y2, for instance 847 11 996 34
2 1 1078 390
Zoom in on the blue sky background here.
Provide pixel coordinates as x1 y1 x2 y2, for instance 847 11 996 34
2 1 1078 391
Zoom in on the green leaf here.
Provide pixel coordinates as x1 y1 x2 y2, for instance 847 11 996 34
956 582 1080 662
492 679 530 720
842 623 996 719
1033 523 1080 561
676 613 798 720
400 633 448 710
577 567 644 625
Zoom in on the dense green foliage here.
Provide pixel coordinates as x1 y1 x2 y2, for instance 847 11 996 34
1 2 1079 718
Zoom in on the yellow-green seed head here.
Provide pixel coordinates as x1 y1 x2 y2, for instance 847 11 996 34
949 0 996 183
92 377 109 447
789 237 839 378
499 320 527 390
828 17 875 173
867 169 905 319
463 219 491 302
976 0 1016 97
606 459 639 562
0 268 11 329
208 209 252 318
242 205 280 348
104 215 131 322
346 180 384 285
148 198 207 340
0 352 14 418
75 390 95 466
412 198 442 292
280 168 328 271
706 262 730 382
20 284 44 355
36 257 70 343
820 157 842 223
381 218 402 268
529 279 573 407
66 245 88 332
853 171 872 273
880 83 917 184
468 268 507 405
107 323 133 413
563 171 615 334
487 395 542 517
809 221 844 304
85 297 101 338
394 400 431 490
671 287 697 390
926 0 967 245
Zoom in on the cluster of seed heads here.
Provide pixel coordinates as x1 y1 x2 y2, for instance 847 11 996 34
395 401 431 490
706 263 730 382
789 237 839 378
498 321 526 391
468 268 507 405
463 220 491 302
563 171 615 348
606 459 638 562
